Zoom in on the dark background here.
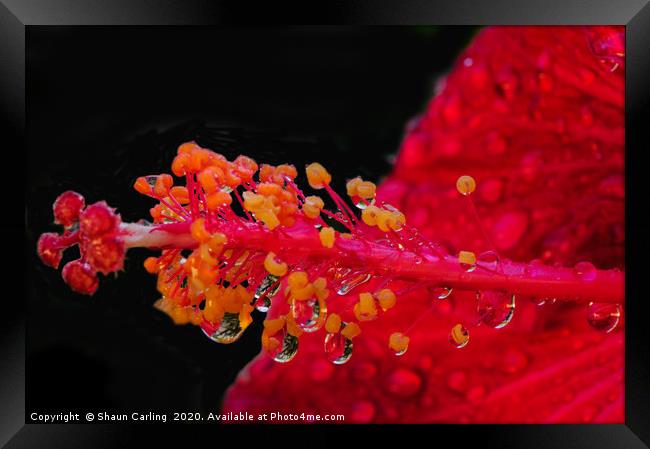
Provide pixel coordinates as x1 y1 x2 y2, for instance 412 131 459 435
26 26 477 416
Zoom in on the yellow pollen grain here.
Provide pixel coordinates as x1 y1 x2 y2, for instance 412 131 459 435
319 226 336 248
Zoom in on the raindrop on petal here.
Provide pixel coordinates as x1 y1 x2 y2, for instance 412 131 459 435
477 290 516 329
586 302 621 333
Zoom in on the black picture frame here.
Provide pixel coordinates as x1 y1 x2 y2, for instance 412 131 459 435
5 1 649 447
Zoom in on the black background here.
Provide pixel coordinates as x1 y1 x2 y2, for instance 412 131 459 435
26 26 477 415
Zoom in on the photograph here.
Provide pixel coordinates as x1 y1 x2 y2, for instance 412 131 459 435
26 25 627 426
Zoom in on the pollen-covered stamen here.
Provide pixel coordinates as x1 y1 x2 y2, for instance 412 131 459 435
38 142 625 366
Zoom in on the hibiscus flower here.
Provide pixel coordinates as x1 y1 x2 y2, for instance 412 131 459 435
221 26 625 423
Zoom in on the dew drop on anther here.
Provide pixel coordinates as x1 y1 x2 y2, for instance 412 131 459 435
449 323 470 348
573 261 597 282
586 302 621 333
254 274 279 312
355 198 375 210
273 332 300 363
203 312 247 344
477 290 516 329
324 324 354 365
291 298 326 333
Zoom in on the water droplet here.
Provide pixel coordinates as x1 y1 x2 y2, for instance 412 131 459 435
386 368 422 398
349 400 376 423
477 290 515 329
431 286 453 300
355 198 375 210
324 324 354 365
477 251 500 272
254 274 279 312
272 331 299 363
202 312 247 344
291 297 326 332
336 272 372 295
446 370 468 393
586 302 621 333
529 296 550 306
144 175 158 187
574 261 597 281
254 295 271 313
449 323 470 348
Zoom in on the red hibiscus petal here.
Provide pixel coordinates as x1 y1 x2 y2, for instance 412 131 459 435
222 26 624 423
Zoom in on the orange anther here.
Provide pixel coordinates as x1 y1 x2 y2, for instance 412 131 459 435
264 251 288 277
143 257 159 274
302 195 324 219
346 177 362 196
189 149 210 172
206 191 232 210
306 162 331 189
313 277 327 291
242 191 264 211
257 182 282 197
239 303 255 330
259 164 275 182
274 164 298 183
375 210 394 232
154 174 173 197
325 313 342 334
134 176 152 195
319 226 336 248
190 218 211 243
354 292 378 321
285 314 304 337
263 317 286 336
388 332 410 354
177 141 200 155
356 181 376 199
458 250 477 266
456 175 476 196
171 153 190 177
197 167 222 194
376 288 397 310
288 271 308 289
256 209 280 230
361 205 380 226
170 186 190 204
291 283 315 301
341 322 361 339
234 155 258 181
